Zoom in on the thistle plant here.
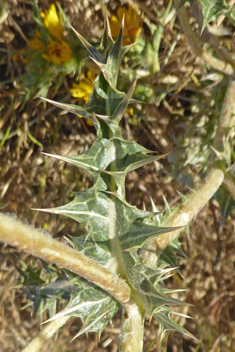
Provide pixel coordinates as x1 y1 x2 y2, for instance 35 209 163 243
1 15 194 352
1 3 235 352
41 16 195 347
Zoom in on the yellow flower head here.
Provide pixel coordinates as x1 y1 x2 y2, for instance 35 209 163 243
42 39 72 66
110 6 142 45
70 71 97 126
27 5 72 65
70 71 97 103
40 4 63 42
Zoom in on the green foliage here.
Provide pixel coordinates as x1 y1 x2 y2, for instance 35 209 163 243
46 271 120 339
179 0 235 30
16 260 69 318
20 15 193 341
215 185 235 227
199 0 231 30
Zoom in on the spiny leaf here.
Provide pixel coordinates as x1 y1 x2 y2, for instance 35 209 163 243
125 259 184 316
121 222 181 251
155 309 198 341
214 185 235 227
72 26 105 63
112 80 136 123
90 18 134 90
92 17 124 89
40 97 95 123
45 274 119 339
43 138 165 179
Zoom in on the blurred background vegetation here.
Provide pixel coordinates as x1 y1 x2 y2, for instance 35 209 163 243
0 0 235 351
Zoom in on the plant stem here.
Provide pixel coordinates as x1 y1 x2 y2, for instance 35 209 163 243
140 77 235 266
223 171 235 201
20 316 70 352
0 212 131 304
119 297 145 352
211 80 235 161
212 79 235 197
140 162 225 265
175 0 234 76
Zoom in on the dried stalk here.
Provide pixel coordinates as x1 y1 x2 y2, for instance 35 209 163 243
140 162 225 265
174 0 234 76
140 1 235 265
223 171 235 202
20 316 70 352
212 80 235 160
141 78 235 265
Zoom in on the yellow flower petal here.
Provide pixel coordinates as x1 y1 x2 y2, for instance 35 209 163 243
42 40 72 65
110 6 142 45
71 70 98 126
70 70 97 102
77 115 93 126
29 36 45 50
40 4 64 42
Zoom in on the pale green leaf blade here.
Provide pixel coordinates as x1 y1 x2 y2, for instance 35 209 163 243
215 185 235 227
198 0 229 30
46 274 119 338
155 310 198 341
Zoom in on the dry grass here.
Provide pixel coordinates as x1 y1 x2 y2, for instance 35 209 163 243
1 0 235 351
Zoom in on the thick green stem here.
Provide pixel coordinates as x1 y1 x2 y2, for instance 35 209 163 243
20 316 70 352
0 212 131 304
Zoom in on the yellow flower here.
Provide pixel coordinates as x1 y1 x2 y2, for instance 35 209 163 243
26 5 72 66
70 71 97 126
40 4 63 41
70 71 96 103
110 6 142 45
126 107 134 116
42 39 72 66
28 32 45 50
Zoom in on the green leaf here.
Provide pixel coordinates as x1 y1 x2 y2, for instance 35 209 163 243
46 273 119 339
154 309 197 341
111 81 137 123
35 12 192 341
41 97 94 122
43 138 165 181
124 258 184 316
226 5 235 26
72 26 105 63
215 185 235 227
121 221 180 251
198 0 229 30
